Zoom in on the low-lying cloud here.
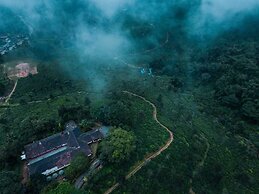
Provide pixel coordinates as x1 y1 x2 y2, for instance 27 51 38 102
0 0 258 91
89 0 135 18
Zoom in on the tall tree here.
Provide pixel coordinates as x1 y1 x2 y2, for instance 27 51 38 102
100 128 136 163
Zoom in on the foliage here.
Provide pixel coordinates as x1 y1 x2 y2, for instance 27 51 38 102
0 55 3 63
65 152 90 181
42 182 84 194
100 128 136 164
0 117 58 169
156 94 163 108
26 174 48 194
0 10 259 194
0 170 22 194
84 96 91 106
0 81 5 96
10 63 87 103
169 76 183 90
0 64 9 96
194 38 259 123
58 105 91 124
79 119 95 132
96 100 133 127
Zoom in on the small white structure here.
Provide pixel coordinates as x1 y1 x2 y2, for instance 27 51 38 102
20 151 26 160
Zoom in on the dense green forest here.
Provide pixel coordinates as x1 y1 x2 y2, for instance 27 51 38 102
0 1 258 194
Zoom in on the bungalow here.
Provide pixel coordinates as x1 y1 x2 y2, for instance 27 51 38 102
21 121 104 179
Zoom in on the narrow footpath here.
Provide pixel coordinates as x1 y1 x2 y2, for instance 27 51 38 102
3 79 18 104
104 91 174 194
189 134 210 194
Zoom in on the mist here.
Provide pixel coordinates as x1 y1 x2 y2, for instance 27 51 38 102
201 0 259 20
1 0 259 91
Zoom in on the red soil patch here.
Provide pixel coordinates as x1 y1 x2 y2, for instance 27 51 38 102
7 62 38 79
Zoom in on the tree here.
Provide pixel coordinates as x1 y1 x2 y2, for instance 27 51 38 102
242 101 259 122
42 182 83 194
0 55 4 63
96 101 132 126
170 77 183 90
26 173 48 194
100 128 136 163
0 170 22 194
19 98 27 105
157 94 164 108
0 82 6 96
65 152 90 181
149 58 166 71
58 105 91 124
84 96 91 106
79 119 95 132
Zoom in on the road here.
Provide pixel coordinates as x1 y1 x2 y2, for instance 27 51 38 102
75 170 89 189
104 91 174 194
75 159 101 189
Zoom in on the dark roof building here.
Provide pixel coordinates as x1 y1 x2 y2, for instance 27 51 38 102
21 121 104 177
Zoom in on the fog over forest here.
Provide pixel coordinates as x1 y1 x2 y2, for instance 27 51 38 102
0 1 258 193
1 0 258 62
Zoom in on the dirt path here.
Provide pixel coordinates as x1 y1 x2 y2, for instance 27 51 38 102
189 134 210 194
104 91 174 194
0 80 18 110
4 79 18 104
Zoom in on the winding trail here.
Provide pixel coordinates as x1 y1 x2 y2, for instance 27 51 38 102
4 79 18 104
0 80 18 118
104 91 174 194
189 134 210 194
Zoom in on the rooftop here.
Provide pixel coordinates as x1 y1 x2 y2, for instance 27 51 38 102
24 129 80 160
23 122 104 176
